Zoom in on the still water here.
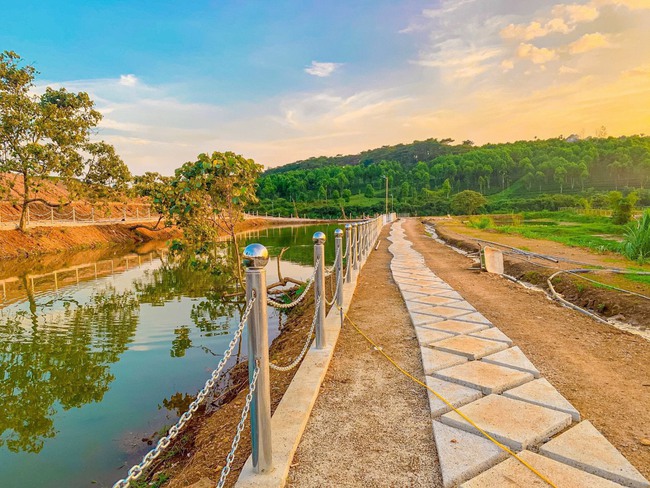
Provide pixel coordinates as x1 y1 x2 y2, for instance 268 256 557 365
0 224 341 487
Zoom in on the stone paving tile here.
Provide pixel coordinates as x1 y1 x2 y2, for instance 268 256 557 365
455 311 492 325
539 421 650 488
433 360 533 394
503 378 580 421
432 421 507 488
431 289 465 300
460 450 626 488
399 284 441 294
411 304 471 319
411 312 446 326
400 290 432 300
441 394 572 450
414 326 456 345
420 319 490 336
410 295 461 307
426 377 483 417
415 305 474 320
443 300 477 312
433 335 509 360
481 346 541 378
421 346 468 374
470 327 513 345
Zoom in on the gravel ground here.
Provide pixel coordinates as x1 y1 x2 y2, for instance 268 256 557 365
287 226 442 488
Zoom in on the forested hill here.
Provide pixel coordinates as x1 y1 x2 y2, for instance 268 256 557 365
254 136 650 218
264 138 464 175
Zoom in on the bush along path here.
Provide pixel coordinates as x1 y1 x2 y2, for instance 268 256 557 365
386 219 649 488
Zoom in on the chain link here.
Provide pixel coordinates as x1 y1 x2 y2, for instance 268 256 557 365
112 292 257 488
267 257 320 310
269 294 321 372
216 361 260 488
325 246 342 306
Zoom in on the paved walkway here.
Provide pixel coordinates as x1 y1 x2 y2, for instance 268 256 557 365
287 225 441 487
388 221 649 488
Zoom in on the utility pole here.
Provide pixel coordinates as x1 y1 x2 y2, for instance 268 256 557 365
382 175 388 215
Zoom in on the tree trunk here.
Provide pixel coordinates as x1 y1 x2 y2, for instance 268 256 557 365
18 172 29 231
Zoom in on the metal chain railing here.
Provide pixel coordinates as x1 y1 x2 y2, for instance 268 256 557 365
267 257 320 310
325 246 342 306
112 293 257 488
216 361 260 488
269 294 321 372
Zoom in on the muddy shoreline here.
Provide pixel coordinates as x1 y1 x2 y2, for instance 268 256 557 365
0 217 335 261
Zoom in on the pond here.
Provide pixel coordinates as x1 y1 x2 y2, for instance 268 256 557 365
0 223 343 488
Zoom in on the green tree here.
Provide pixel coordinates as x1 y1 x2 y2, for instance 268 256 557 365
450 190 487 215
342 188 352 202
441 178 452 198
0 51 128 230
169 151 262 284
554 166 567 193
609 191 638 224
364 183 374 198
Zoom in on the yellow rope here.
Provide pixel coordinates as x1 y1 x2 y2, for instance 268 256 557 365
341 309 557 488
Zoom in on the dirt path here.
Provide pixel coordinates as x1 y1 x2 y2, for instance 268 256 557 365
287 227 442 487
403 218 650 478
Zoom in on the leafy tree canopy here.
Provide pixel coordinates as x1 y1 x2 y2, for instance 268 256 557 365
0 51 130 229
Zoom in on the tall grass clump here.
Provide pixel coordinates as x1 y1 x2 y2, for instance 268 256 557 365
467 216 494 229
622 209 650 264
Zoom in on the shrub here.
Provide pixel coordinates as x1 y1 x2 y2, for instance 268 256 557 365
467 216 494 229
621 209 650 263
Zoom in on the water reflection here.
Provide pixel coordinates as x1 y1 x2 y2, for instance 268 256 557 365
0 285 140 453
0 223 342 487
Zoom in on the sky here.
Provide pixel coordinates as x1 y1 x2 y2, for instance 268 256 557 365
2 0 650 173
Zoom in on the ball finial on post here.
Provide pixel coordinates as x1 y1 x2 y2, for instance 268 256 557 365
312 231 327 244
334 228 343 237
243 243 269 268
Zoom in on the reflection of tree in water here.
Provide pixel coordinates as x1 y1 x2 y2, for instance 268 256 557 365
133 246 245 339
160 392 194 417
0 287 140 453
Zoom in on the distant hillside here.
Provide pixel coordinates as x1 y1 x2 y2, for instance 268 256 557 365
265 138 469 175
253 136 650 218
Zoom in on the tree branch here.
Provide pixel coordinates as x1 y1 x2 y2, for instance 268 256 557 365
25 198 72 207
128 215 165 231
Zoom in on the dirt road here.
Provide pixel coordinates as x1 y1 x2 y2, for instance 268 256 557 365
403 218 650 478
287 226 442 487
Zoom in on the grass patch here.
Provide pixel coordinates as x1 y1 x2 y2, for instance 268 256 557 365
466 215 494 229
623 273 650 285
621 209 650 264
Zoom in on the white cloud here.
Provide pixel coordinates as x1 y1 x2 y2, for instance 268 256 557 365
119 74 138 87
595 0 650 9
568 32 611 53
551 4 600 24
501 59 515 71
559 65 580 74
304 61 342 77
517 43 558 64
501 19 572 41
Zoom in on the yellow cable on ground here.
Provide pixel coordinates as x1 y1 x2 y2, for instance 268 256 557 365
340 308 557 488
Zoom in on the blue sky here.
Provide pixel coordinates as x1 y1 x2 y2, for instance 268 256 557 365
2 0 649 173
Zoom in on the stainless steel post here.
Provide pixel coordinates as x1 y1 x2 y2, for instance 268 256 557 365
313 232 327 349
344 224 352 284
334 229 343 309
352 223 359 271
243 244 273 474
